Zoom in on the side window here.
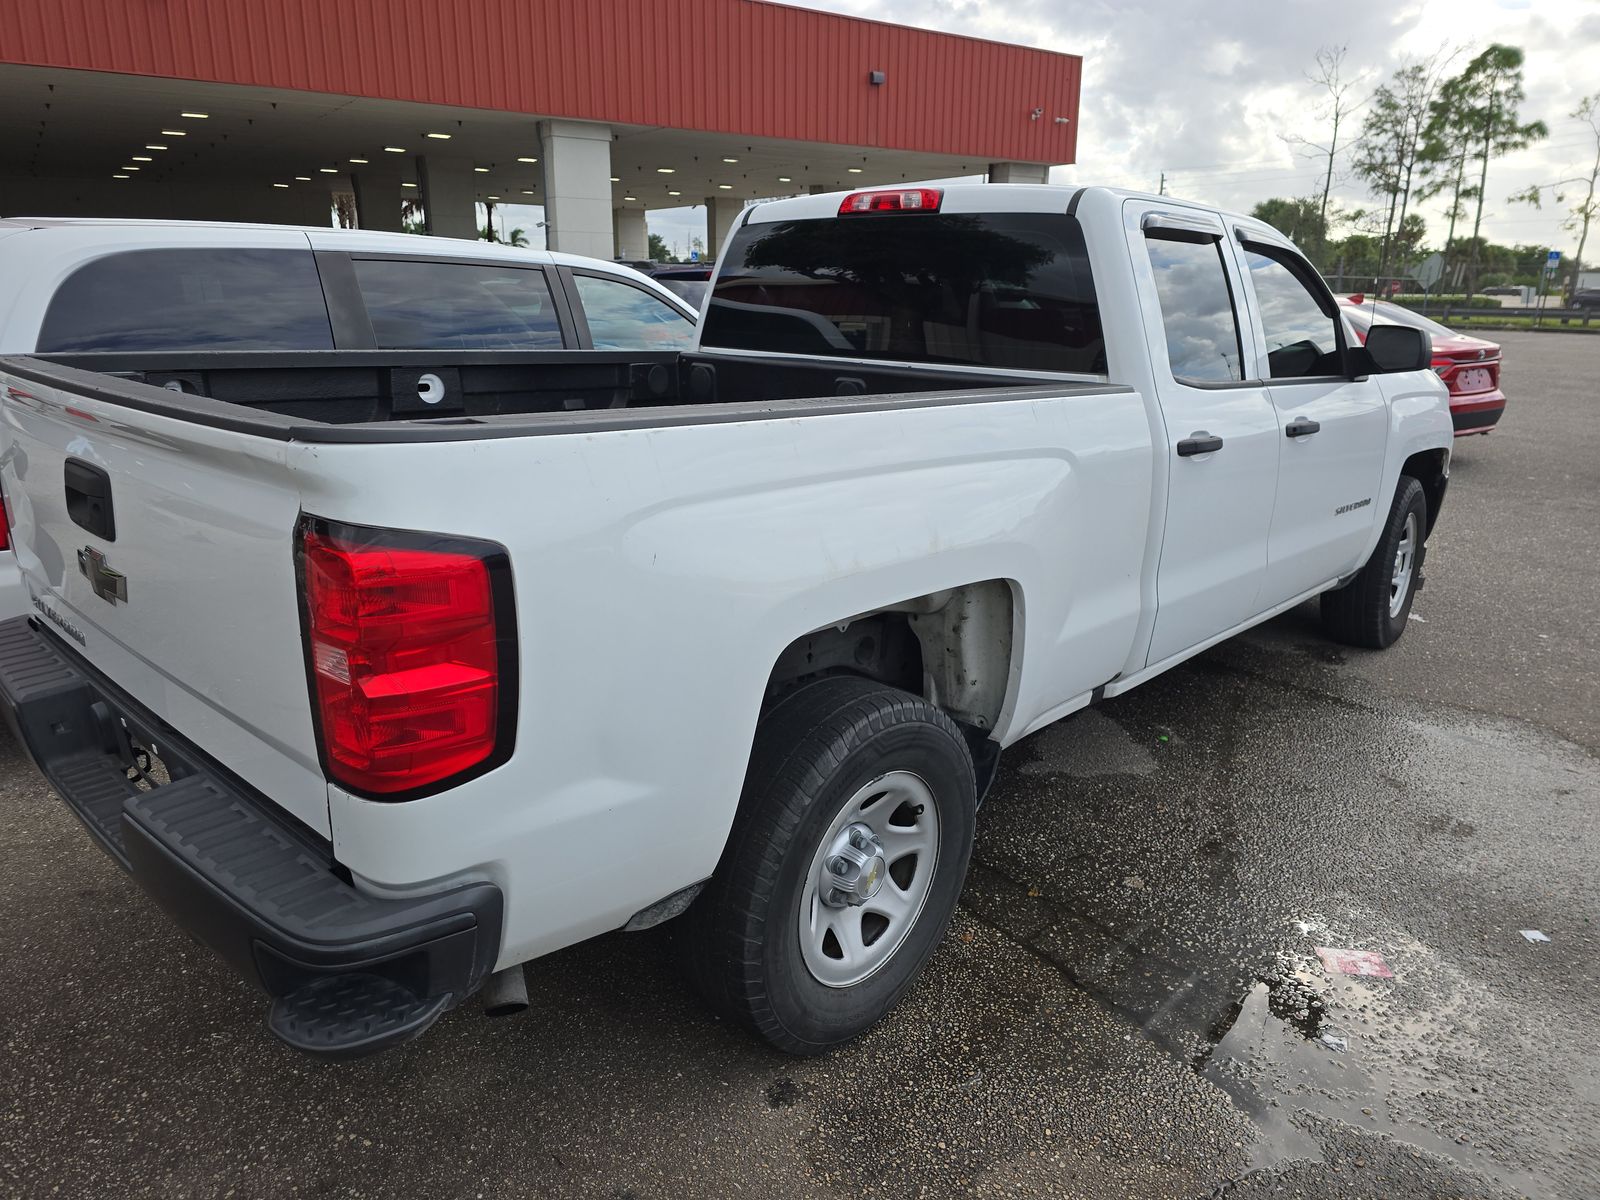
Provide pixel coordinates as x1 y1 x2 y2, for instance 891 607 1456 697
573 274 695 350
1143 234 1243 383
1243 248 1343 378
37 248 334 352
352 259 564 349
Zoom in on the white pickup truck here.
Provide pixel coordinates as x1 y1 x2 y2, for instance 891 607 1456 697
0 184 1449 1060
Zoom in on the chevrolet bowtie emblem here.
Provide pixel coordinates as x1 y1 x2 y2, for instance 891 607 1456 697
77 546 127 604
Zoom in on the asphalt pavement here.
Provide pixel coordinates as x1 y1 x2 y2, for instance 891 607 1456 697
2 330 1596 1199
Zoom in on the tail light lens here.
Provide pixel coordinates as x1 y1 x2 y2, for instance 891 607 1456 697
297 518 515 798
839 187 943 215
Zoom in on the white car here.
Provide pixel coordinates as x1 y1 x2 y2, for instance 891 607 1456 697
0 218 699 618
0 185 1449 1059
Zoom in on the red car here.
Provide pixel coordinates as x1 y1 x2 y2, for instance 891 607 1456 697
1339 297 1505 436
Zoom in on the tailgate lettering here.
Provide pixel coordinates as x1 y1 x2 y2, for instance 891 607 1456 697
30 592 86 646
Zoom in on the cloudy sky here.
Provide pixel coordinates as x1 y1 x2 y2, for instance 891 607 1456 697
622 0 1597 263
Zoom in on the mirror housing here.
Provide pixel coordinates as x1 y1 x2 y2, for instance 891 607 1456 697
1357 324 1432 374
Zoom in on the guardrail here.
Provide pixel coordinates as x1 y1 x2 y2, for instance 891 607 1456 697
1437 305 1595 326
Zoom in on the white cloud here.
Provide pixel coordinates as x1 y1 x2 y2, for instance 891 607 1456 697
775 0 1598 259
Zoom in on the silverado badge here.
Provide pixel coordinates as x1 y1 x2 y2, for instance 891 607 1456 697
77 546 127 604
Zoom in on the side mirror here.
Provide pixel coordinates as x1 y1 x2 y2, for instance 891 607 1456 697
1361 324 1431 373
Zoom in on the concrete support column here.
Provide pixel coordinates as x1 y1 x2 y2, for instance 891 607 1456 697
290 179 335 228
705 196 743 259
614 208 649 260
351 161 404 232
987 162 1051 185
417 156 479 239
539 120 613 259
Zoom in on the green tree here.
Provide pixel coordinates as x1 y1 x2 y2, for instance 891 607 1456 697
1352 55 1452 283
1325 231 1382 285
1251 197 1328 250
1451 45 1548 299
648 232 673 262
1394 212 1428 268
1422 69 1483 287
1511 91 1600 294
479 199 502 242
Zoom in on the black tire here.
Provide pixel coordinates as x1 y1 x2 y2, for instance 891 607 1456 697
686 676 976 1055
1320 475 1427 649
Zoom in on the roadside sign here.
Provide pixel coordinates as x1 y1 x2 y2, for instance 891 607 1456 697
1547 250 1562 263
689 249 700 263
1415 252 1444 291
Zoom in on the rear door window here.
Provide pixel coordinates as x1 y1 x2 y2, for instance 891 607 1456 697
702 211 1106 374
38 248 334 351
352 258 564 349
572 273 695 349
1143 235 1244 383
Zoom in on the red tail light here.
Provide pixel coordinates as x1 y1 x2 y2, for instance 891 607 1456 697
838 188 943 215
297 518 515 798
0 490 9 552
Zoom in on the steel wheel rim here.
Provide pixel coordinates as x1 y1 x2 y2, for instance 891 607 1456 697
1390 512 1418 619
798 770 941 988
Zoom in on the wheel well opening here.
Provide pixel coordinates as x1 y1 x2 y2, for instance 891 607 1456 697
763 580 1016 737
1402 448 1449 537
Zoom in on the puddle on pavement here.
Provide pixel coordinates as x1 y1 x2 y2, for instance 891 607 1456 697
1196 934 1544 1198
964 652 1600 1199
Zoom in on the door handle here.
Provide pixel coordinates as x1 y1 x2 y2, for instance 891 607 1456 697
1285 417 1322 438
1176 431 1224 457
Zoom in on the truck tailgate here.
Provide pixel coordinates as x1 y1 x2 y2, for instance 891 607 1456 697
0 366 329 835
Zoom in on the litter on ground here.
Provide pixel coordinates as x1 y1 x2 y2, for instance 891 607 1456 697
1520 929 1551 944
1314 946 1395 979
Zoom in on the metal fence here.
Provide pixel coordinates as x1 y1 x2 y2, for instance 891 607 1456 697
1437 306 1595 326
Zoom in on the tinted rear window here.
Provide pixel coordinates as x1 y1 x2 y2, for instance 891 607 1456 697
702 211 1105 373
38 248 334 352
353 259 564 349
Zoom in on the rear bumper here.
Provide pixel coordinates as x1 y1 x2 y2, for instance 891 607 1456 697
0 615 502 1059
1450 390 1505 436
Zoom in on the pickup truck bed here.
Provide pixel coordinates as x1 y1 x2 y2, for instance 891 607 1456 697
11 348 1104 432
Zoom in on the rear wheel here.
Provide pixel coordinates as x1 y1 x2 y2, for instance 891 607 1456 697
1320 475 1427 649
686 676 976 1055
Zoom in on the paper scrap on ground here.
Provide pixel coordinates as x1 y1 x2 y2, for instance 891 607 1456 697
1318 1033 1349 1052
1315 946 1395 978
1520 929 1551 944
